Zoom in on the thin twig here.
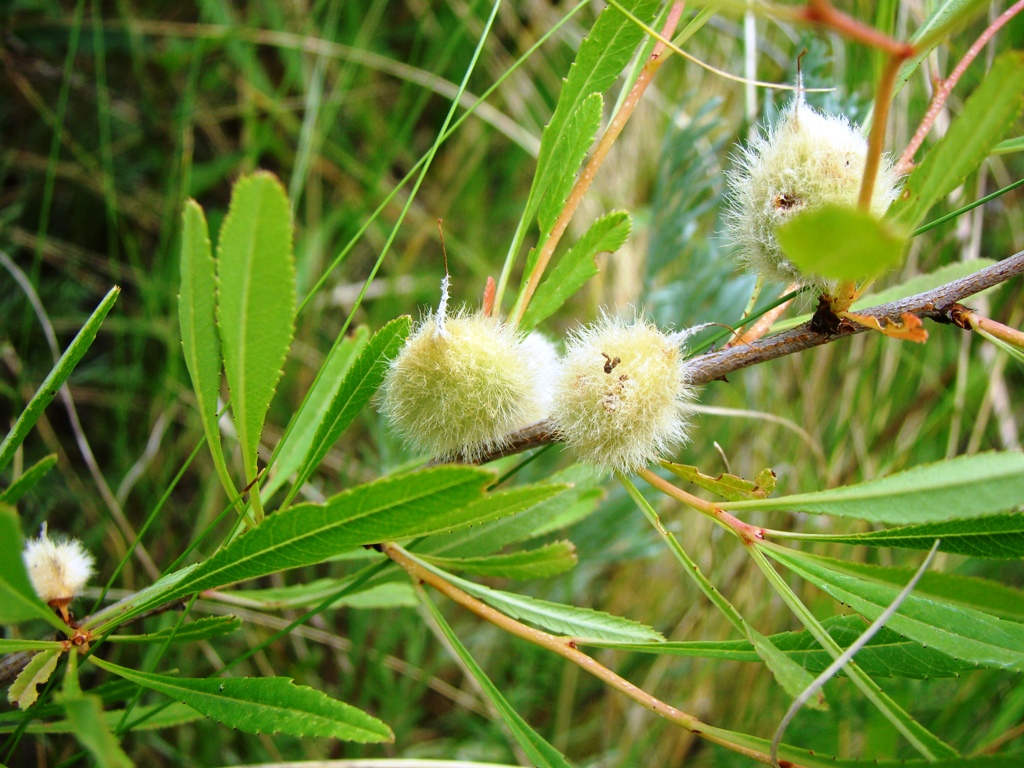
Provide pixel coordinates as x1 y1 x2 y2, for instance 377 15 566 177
381 542 809 768
472 250 1024 462
897 0 1024 175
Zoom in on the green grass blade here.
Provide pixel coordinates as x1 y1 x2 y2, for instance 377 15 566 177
418 588 573 768
0 286 119 477
413 553 663 643
216 171 297 493
0 505 65 630
179 200 235 502
766 545 1024 672
0 454 57 505
421 541 578 580
772 514 1024 558
286 316 411 504
520 211 632 330
889 51 1024 231
88 657 393 743
721 452 1024 524
261 326 370 502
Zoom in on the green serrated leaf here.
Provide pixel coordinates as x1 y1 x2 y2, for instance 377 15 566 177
425 465 603 558
106 616 242 645
722 451 1024 524
179 199 235 503
60 693 133 768
777 513 1024 558
222 580 415 611
766 545 1024 672
422 540 578 580
8 648 61 709
0 505 65 630
536 92 603 242
83 564 200 633
0 454 57 505
521 211 632 330
162 467 509 599
748 629 827 711
418 589 573 768
414 555 663 643
777 204 907 282
288 316 411 500
889 52 1024 231
261 326 370 502
517 0 658 244
217 171 297 492
662 462 775 502
89 657 392 742
588 614 983 680
0 287 119 477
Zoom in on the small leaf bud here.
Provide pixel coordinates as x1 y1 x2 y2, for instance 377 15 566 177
551 313 694 474
725 97 902 286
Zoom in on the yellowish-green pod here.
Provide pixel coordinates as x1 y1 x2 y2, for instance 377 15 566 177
381 310 550 461
725 97 902 286
551 314 693 474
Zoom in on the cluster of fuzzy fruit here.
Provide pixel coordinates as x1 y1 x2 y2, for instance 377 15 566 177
381 306 694 474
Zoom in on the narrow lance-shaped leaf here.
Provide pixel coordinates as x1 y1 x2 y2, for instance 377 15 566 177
288 316 411 501
586 614 983 680
261 325 370 502
418 588 574 768
421 540 578 580
517 0 658 238
721 451 1024 524
413 554 664 643
8 648 61 710
766 545 1024 672
521 211 632 330
889 51 1024 231
535 92 603 245
0 505 66 630
88 657 392 743
663 461 776 503
61 694 133 768
0 454 57 505
774 513 1024 559
161 470 567 601
0 287 119 476
105 616 242 645
217 171 297 490
179 199 235 502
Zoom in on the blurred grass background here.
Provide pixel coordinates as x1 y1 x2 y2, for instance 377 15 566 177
2 0 1023 765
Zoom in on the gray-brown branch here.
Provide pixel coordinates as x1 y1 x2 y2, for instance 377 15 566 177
476 250 1024 464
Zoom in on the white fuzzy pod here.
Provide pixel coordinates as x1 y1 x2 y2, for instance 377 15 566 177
551 314 694 474
22 524 95 605
725 98 902 286
381 310 549 461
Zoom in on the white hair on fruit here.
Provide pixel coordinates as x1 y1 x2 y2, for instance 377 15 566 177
551 312 695 474
725 94 902 286
22 523 95 611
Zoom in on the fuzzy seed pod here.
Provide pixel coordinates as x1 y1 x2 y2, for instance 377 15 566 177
725 97 901 286
22 524 95 611
551 314 694 474
381 310 550 462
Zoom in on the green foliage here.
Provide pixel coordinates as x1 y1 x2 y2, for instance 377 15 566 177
60 694 133 768
0 505 64 629
722 452 1024 524
0 454 56 505
422 540 578 580
216 172 297 496
777 204 907 282
105 616 242 645
663 462 776 502
89 657 393 743
888 52 1024 231
7 649 61 710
